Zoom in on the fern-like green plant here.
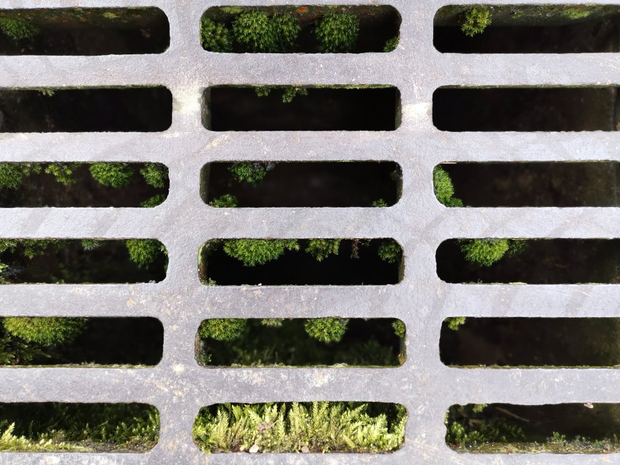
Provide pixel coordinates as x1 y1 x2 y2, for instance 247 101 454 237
461 7 492 37
200 17 233 52
43 163 78 185
378 239 401 264
305 239 340 262
232 11 300 52
315 12 360 52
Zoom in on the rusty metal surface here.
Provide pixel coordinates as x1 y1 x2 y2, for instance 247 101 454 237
1 0 619 463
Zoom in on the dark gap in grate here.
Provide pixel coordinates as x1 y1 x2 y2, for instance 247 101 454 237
196 318 405 367
437 238 620 284
200 238 403 286
0 317 163 367
194 402 406 453
0 403 159 452
201 5 400 53
204 86 401 131
434 5 620 53
0 239 167 284
446 403 620 453
0 8 169 55
437 161 620 207
0 162 168 208
203 161 401 207
0 87 172 133
440 317 620 367
433 87 619 132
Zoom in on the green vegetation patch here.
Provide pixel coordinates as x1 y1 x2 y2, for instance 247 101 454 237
193 402 406 453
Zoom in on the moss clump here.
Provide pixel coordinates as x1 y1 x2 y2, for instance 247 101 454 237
304 317 349 343
316 12 360 52
305 239 340 262
223 239 300 266
378 239 402 264
232 11 300 52
228 162 268 184
193 402 407 453
460 239 511 267
89 163 134 188
0 164 35 189
384 36 399 52
461 8 492 37
209 194 238 208
140 194 166 208
43 163 78 185
445 316 466 331
125 239 165 268
140 163 168 189
200 17 233 52
0 18 38 41
199 319 247 341
434 166 463 207
392 320 406 338
3 317 87 346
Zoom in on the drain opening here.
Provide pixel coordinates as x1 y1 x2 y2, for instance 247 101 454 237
0 239 167 284
0 162 168 208
0 403 159 452
436 162 620 207
200 238 403 286
0 317 163 367
0 8 169 55
447 403 620 453
437 238 620 284
196 318 405 367
435 5 620 53
204 86 401 131
433 87 619 132
441 317 620 367
203 161 401 207
0 87 172 133
201 5 400 53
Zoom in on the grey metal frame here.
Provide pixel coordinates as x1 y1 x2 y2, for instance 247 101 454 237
0 0 618 463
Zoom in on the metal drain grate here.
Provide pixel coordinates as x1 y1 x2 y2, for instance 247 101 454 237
0 0 616 463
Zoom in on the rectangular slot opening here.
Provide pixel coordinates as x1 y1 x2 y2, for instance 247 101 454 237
433 87 618 132
447 403 620 453
0 87 172 133
203 161 401 207
0 162 168 208
197 318 405 367
437 238 620 284
194 402 406 453
435 5 620 53
435 162 620 207
0 403 158 452
0 317 163 367
204 86 401 131
201 5 400 53
0 8 169 55
200 238 403 286
441 317 620 367
0 239 167 284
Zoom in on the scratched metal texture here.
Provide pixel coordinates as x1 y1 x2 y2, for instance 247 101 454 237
0 0 619 464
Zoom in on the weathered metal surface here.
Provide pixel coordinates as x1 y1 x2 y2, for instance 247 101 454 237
1 0 619 463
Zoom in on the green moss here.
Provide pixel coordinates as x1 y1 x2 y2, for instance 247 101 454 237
3 317 87 346
446 317 466 331
305 239 340 262
392 320 406 338
372 198 389 207
140 163 168 189
81 239 104 251
384 36 399 52
44 163 78 185
460 239 511 267
200 17 233 52
316 12 360 52
140 194 166 208
304 317 349 343
89 163 134 189
562 7 592 20
434 166 463 207
199 319 247 341
223 239 299 266
461 8 492 37
209 194 238 208
232 11 300 52
0 164 34 189
193 401 406 453
125 239 165 268
0 18 38 40
261 318 285 327
377 239 401 264
229 162 268 184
